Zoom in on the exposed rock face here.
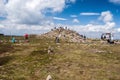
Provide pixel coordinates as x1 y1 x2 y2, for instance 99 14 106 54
37 27 85 43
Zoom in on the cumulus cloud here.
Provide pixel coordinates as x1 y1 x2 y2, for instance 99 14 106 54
3 0 8 4
0 24 4 28
117 28 120 32
53 17 67 21
99 11 113 23
0 0 76 24
109 0 120 4
4 0 68 24
68 23 115 33
65 11 116 33
0 0 76 35
0 0 6 17
0 23 55 35
80 12 100 16
72 18 79 23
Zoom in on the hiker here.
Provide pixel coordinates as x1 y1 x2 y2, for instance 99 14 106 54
54 27 56 29
109 33 114 44
12 37 15 43
110 33 113 41
101 34 103 40
83 35 86 40
24 34 28 40
101 34 106 40
65 27 67 29
55 33 61 43
24 34 29 42
55 37 59 43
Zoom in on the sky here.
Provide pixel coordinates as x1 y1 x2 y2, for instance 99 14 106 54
0 0 120 39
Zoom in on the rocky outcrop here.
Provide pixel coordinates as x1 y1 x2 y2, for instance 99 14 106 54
37 27 85 43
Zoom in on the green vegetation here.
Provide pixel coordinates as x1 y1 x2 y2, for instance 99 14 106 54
0 37 120 80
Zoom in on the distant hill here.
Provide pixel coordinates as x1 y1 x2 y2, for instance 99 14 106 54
0 33 4 36
37 27 86 42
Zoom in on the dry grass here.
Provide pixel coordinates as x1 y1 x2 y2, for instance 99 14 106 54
0 37 120 80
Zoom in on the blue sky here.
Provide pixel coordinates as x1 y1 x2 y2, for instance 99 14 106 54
0 0 120 39
54 0 120 25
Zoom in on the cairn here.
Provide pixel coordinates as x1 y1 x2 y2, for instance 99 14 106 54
37 27 86 43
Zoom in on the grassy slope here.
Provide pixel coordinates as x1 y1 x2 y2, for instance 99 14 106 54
0 37 120 80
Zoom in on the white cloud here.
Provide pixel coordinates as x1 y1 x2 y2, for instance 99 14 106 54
73 19 79 23
70 15 77 18
0 23 55 35
105 22 116 29
117 28 120 32
79 11 116 34
68 23 115 33
0 0 75 25
99 11 113 23
3 0 8 4
80 12 100 16
109 0 120 4
58 11 116 33
0 0 6 17
0 24 4 28
53 17 67 21
0 0 75 35
4 0 67 24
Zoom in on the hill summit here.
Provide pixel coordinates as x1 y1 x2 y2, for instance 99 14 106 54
37 27 86 43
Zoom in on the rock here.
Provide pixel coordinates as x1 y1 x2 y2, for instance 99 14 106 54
37 27 85 43
46 75 52 80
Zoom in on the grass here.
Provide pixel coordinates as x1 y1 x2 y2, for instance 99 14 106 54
0 43 13 54
0 37 120 80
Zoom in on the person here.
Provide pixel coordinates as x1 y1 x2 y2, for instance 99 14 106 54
109 33 114 44
83 35 86 40
101 34 103 40
24 34 28 40
55 37 59 43
110 33 113 41
12 37 15 43
101 34 106 40
24 34 29 42
103 35 106 40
